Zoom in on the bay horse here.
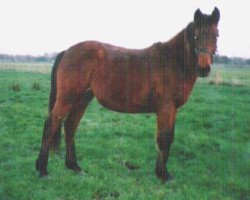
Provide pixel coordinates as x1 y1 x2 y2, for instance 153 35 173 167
36 7 220 182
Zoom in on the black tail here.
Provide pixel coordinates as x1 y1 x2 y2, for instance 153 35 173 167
49 51 65 152
49 51 65 112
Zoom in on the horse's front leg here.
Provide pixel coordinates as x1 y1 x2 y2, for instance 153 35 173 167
155 104 176 182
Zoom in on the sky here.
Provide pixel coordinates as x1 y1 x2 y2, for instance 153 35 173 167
0 0 249 58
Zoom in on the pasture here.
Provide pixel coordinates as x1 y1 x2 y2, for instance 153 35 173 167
0 62 249 199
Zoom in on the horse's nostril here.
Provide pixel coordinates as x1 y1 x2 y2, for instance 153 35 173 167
204 65 211 73
197 65 211 77
207 66 211 71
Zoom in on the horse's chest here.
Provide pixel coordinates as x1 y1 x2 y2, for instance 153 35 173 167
174 83 194 107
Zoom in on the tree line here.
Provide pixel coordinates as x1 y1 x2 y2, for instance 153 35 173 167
213 55 250 66
0 53 249 66
0 53 57 62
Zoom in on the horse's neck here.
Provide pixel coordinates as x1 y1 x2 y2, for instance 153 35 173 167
157 27 198 88
162 27 196 72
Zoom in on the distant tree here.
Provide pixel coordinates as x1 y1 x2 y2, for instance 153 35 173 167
213 55 250 66
0 53 57 62
245 59 250 65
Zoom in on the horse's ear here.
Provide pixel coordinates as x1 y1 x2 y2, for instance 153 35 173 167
194 9 203 24
211 7 220 24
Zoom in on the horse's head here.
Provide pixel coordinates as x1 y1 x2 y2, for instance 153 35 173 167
193 7 220 77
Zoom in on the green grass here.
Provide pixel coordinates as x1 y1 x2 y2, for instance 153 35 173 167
0 62 52 74
0 64 250 200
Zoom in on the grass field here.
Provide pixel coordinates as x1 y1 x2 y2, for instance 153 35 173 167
0 63 249 200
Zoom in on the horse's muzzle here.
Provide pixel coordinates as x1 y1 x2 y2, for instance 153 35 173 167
196 65 211 77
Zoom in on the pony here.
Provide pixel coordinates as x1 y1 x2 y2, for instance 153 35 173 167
36 7 220 182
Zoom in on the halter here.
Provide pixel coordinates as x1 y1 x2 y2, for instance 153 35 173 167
194 37 214 75
194 48 213 59
193 34 215 59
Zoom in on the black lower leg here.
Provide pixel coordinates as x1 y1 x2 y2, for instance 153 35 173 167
36 117 52 176
65 140 82 172
64 114 82 173
155 129 174 182
36 148 49 176
36 100 71 177
155 150 172 182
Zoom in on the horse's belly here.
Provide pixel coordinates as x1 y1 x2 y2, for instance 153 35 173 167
96 97 155 113
91 60 155 113
93 82 156 113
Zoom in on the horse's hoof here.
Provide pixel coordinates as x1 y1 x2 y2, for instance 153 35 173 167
69 167 85 176
166 172 173 182
36 169 49 178
74 169 85 176
40 173 51 179
158 173 173 183
155 167 173 183
36 160 49 177
66 162 84 175
37 169 49 177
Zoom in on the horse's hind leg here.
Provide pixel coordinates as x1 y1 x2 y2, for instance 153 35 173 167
50 123 62 152
36 100 71 176
64 90 94 173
